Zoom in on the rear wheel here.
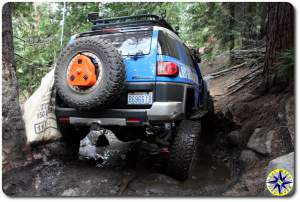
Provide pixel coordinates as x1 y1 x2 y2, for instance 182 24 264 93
165 120 201 180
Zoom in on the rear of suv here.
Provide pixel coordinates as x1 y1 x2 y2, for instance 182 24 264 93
55 14 213 180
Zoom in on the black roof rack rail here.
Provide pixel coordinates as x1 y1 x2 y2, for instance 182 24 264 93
87 14 178 34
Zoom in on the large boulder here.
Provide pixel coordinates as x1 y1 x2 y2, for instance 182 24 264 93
267 152 294 178
265 152 294 196
247 128 274 155
79 130 138 168
224 103 251 125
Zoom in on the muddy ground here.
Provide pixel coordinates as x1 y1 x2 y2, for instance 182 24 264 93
2 123 241 197
2 56 294 197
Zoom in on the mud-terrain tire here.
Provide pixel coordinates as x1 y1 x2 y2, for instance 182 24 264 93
58 124 89 159
55 37 125 110
165 120 201 181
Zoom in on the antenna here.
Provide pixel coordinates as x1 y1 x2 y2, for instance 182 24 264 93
60 2 66 47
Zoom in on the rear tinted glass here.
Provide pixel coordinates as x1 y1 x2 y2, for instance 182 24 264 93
99 31 152 56
183 45 195 67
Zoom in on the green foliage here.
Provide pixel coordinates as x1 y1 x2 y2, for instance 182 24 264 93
13 3 58 98
12 2 267 99
277 49 294 81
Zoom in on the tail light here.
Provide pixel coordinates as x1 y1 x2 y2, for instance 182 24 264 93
126 118 141 125
126 118 141 123
58 117 70 124
102 28 119 33
157 62 179 76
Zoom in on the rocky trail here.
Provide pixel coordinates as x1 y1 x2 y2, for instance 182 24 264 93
3 125 240 196
2 52 295 197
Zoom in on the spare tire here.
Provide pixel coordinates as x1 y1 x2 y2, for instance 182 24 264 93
55 37 125 110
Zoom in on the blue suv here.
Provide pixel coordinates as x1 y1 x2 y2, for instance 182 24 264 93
55 14 213 180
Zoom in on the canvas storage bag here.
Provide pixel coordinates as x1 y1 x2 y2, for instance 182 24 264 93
23 69 62 144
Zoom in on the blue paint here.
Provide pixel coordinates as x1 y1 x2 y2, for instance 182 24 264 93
121 29 206 107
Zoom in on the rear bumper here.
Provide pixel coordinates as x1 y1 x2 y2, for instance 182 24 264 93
56 101 184 126
147 102 183 120
56 82 194 126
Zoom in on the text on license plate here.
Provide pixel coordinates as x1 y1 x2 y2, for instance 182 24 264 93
128 92 153 105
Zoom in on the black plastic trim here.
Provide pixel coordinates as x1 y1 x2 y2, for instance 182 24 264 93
155 83 184 102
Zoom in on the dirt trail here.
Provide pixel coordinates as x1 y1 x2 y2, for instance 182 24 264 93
3 58 293 196
2 129 239 196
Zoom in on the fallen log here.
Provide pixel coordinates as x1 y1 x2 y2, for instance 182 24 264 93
230 49 265 60
207 61 248 78
227 72 262 95
227 65 263 90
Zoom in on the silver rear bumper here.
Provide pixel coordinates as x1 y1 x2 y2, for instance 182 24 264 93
68 102 184 126
146 102 184 121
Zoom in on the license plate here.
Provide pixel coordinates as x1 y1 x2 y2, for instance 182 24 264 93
128 92 153 105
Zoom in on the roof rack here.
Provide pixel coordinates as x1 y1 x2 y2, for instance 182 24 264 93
87 13 178 34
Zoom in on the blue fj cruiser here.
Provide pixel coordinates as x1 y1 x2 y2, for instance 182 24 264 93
55 14 213 180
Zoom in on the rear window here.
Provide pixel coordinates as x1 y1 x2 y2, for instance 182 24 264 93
180 43 195 67
157 31 180 60
99 31 152 56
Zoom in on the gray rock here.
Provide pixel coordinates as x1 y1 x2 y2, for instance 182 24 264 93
267 152 294 178
247 128 274 155
225 103 251 124
265 152 295 196
239 150 259 168
79 135 97 160
285 97 295 146
79 130 137 168
79 130 111 161
227 130 242 146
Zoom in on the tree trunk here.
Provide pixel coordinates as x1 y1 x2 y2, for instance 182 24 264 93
263 2 294 89
2 3 31 172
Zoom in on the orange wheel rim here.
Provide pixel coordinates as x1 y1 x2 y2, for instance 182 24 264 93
67 54 97 87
